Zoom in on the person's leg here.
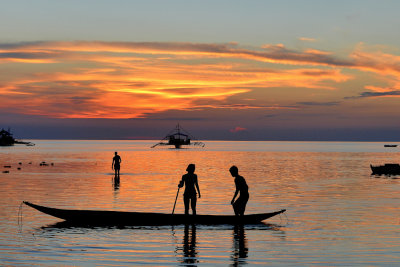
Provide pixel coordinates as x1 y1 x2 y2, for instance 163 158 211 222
239 203 245 216
232 201 239 216
183 195 190 215
238 196 249 216
191 196 197 215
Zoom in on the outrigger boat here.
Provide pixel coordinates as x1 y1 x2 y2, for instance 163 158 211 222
0 128 35 146
151 124 205 149
23 201 286 226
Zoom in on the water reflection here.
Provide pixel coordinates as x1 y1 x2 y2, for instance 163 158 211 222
39 222 286 267
231 225 248 266
177 224 198 266
6 140 400 266
112 175 120 191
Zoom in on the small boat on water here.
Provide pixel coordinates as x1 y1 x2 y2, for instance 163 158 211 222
151 124 204 149
0 128 35 146
0 129 14 146
23 201 286 226
370 163 400 175
384 144 398 147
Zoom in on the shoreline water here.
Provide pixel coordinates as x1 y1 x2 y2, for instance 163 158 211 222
1 140 400 265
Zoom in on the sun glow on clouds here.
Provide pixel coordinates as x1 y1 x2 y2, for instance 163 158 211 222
0 41 398 118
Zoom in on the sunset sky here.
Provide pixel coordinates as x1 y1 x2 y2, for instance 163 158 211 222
1 0 400 140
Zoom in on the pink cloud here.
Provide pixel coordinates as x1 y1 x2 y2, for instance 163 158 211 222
230 126 247 133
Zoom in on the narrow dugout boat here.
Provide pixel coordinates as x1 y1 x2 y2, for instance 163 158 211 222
23 201 286 226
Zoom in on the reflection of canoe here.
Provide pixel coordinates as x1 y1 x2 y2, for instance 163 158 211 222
370 164 400 175
23 201 286 225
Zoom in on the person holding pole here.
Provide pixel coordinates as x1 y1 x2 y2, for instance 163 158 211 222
177 164 201 215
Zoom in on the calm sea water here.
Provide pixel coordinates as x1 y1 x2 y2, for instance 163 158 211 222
1 140 400 266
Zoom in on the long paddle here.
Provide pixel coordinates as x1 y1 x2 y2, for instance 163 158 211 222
172 187 180 215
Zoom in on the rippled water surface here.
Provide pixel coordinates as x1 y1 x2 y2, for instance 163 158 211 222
1 140 400 266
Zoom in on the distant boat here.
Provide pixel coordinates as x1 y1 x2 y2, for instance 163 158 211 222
23 201 286 226
384 144 398 147
0 128 15 146
370 163 400 175
0 128 35 146
151 124 205 149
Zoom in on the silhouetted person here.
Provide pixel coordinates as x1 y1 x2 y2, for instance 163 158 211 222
230 166 249 216
178 164 201 215
112 152 121 177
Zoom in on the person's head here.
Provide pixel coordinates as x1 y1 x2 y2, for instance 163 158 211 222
186 164 195 173
229 165 239 177
115 151 118 155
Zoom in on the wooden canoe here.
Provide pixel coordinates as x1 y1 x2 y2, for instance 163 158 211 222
23 201 286 226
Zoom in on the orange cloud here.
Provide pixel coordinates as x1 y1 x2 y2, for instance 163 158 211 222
351 44 400 75
1 41 397 118
298 37 317 42
347 43 400 97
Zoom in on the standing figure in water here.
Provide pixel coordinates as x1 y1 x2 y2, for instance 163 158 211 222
112 152 121 177
178 164 201 215
230 166 249 216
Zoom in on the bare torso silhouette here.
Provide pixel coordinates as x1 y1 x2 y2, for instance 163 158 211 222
230 166 249 216
112 152 121 177
182 173 198 196
179 164 201 215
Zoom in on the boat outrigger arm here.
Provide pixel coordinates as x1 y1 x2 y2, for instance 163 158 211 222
151 124 205 149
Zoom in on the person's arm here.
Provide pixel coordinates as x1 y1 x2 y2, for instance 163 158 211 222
178 175 184 188
231 189 239 204
112 158 114 170
195 176 201 198
231 178 239 204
